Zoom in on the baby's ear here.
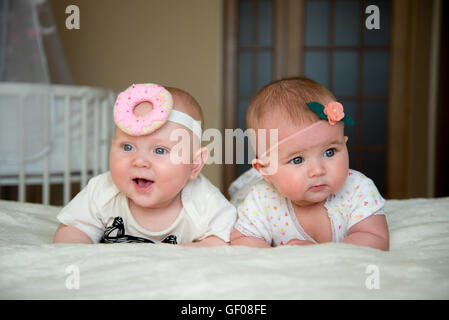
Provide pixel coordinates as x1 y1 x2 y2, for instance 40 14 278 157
344 136 348 143
251 158 272 184
190 147 208 180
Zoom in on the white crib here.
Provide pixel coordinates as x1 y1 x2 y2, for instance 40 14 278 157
0 82 115 205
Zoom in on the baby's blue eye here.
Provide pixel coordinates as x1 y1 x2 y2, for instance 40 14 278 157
123 144 134 152
289 156 303 165
324 148 335 158
154 147 167 155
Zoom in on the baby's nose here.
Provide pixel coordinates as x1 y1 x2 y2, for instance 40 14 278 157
308 158 326 177
132 154 151 168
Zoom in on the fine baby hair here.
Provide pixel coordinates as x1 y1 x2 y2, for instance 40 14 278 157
247 77 337 130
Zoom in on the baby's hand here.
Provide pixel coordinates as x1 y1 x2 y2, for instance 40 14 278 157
286 239 314 246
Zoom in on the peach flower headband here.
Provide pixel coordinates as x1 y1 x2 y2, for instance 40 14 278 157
306 101 354 125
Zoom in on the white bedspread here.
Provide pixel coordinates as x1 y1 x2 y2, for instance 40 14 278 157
0 198 448 299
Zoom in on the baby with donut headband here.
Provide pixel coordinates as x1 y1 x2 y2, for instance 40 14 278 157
54 83 237 247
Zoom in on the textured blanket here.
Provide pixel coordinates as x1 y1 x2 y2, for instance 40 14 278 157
0 198 448 299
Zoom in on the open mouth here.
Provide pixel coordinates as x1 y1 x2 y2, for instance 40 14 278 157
133 178 154 192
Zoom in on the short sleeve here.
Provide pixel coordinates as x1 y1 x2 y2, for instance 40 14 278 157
197 189 237 242
56 173 115 242
346 171 386 230
183 174 237 242
234 184 273 244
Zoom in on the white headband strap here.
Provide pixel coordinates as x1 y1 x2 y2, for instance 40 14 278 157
167 110 202 140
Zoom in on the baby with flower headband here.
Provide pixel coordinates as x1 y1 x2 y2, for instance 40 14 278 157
229 77 389 250
54 84 236 246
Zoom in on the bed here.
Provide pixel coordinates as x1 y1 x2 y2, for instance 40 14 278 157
0 196 448 300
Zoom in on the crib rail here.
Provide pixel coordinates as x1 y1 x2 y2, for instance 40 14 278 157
0 83 115 205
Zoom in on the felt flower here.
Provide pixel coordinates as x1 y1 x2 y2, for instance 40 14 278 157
323 102 345 125
306 101 355 125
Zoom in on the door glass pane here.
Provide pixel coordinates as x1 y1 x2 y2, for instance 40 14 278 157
363 51 389 96
238 51 253 96
362 101 387 145
257 50 272 90
238 0 253 46
304 51 329 88
364 0 391 46
333 50 358 96
304 0 329 46
335 0 359 46
258 0 273 46
362 151 386 196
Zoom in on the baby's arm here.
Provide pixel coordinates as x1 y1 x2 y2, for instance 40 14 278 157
230 229 271 248
181 235 227 247
53 224 93 244
230 230 314 247
343 214 389 251
286 239 314 246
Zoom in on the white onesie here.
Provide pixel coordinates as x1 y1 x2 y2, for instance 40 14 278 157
231 169 385 246
57 172 237 244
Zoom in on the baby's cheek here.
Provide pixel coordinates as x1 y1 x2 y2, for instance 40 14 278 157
274 179 304 200
330 164 349 192
157 162 192 183
109 160 120 181
110 164 126 186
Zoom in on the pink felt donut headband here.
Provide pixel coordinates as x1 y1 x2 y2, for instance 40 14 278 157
113 83 202 139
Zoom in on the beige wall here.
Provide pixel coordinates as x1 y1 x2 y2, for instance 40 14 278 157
51 0 223 188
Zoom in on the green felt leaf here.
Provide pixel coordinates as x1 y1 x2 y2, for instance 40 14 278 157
342 114 355 125
305 102 327 121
